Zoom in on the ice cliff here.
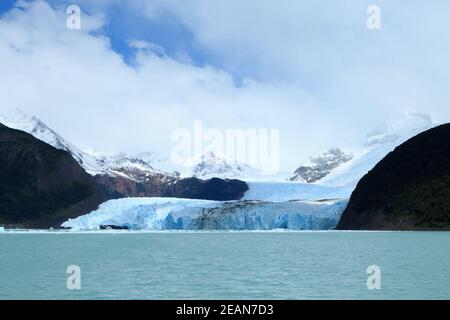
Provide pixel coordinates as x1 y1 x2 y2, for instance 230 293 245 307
62 197 348 231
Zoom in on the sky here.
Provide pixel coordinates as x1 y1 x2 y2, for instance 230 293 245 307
1 0 450 171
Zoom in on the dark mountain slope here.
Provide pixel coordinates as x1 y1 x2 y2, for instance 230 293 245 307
0 123 107 228
167 177 248 201
95 175 248 201
337 123 450 230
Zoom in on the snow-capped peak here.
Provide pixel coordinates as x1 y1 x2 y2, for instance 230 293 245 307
0 110 172 181
0 109 105 175
190 151 261 180
98 153 170 183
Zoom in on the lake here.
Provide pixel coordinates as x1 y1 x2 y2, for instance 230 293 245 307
0 231 449 299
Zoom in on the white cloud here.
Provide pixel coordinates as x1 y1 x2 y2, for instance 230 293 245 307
1 0 450 172
131 0 450 121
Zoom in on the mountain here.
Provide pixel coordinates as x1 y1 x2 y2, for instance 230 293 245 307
0 111 288 182
337 123 450 230
0 111 250 206
97 153 170 183
135 151 182 177
291 112 436 188
188 151 292 181
290 148 353 183
0 121 249 228
190 152 261 180
0 110 173 182
0 110 105 175
0 123 107 228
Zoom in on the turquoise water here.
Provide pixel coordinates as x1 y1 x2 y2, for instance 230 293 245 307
0 231 449 300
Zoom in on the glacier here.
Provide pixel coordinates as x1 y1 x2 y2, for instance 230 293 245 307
61 197 348 231
243 181 352 202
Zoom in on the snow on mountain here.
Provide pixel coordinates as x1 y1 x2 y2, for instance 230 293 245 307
134 151 264 181
0 110 172 181
0 111 285 182
190 152 261 180
289 147 353 183
0 111 287 182
98 153 171 183
2 109 434 189
181 151 290 181
154 111 435 185
135 151 183 177
61 197 347 231
0 110 105 175
319 111 436 188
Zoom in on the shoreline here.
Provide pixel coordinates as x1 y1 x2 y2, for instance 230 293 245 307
0 229 436 234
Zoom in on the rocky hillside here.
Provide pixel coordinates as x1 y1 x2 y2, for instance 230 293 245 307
337 123 450 230
95 174 248 201
0 123 107 228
